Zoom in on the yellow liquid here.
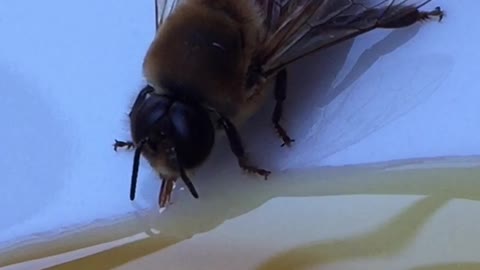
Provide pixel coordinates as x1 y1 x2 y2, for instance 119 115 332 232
3 156 480 269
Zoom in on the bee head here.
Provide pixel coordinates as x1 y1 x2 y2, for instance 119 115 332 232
127 85 215 200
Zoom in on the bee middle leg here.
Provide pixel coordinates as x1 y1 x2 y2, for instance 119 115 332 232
272 69 295 147
218 116 271 179
113 139 135 151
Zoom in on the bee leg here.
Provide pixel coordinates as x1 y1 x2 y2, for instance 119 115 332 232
272 69 295 147
378 5 444 29
419 6 444 22
158 176 176 208
113 139 135 151
218 116 271 180
245 61 267 100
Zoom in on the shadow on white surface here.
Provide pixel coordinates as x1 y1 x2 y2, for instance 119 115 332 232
243 23 453 170
0 0 156 245
0 66 72 233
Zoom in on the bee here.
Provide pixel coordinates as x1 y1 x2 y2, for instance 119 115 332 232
114 0 444 208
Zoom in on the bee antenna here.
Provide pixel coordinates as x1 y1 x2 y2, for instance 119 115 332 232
171 145 199 199
154 0 159 31
179 165 199 199
130 138 147 201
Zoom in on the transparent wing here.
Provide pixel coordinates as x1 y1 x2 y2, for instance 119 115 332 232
256 0 440 76
155 0 183 29
255 0 320 34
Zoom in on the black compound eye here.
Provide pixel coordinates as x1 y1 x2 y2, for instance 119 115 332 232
169 101 215 169
130 94 172 143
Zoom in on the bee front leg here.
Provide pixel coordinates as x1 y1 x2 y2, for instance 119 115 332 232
272 69 295 147
217 116 271 179
113 139 135 151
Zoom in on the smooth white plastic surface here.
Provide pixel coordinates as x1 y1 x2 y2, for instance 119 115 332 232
0 0 477 252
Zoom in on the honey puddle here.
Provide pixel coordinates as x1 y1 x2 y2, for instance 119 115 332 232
2 155 480 269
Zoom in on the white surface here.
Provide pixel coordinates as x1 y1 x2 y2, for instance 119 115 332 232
0 0 477 252
0 0 155 245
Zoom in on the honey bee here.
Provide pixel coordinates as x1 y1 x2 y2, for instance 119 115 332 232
114 0 444 208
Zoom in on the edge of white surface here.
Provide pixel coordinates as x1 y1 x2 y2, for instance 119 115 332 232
2 155 480 268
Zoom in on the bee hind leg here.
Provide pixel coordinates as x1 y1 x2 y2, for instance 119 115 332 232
272 69 295 147
378 5 444 29
217 116 271 180
419 6 444 22
113 139 135 151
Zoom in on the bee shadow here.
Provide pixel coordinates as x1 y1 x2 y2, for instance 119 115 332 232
242 24 425 170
